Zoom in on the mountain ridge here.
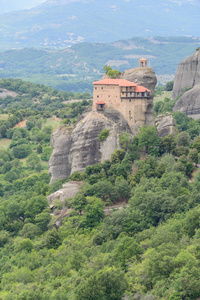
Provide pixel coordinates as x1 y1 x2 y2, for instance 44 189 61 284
0 36 199 92
0 0 199 50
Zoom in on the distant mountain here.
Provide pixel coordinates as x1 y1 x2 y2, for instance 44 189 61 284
0 0 45 14
0 0 199 50
0 36 199 92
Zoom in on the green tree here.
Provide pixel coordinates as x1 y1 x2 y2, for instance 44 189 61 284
191 136 200 152
16 238 33 252
159 134 176 155
137 125 160 156
165 80 174 91
188 148 198 165
12 144 32 159
26 153 40 169
35 212 51 231
20 223 41 239
111 149 126 164
82 196 105 228
176 131 190 147
0 125 7 138
36 144 43 154
75 267 127 300
70 193 87 214
119 132 130 150
41 146 53 161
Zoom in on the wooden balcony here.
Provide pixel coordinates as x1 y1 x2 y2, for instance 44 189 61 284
120 92 150 98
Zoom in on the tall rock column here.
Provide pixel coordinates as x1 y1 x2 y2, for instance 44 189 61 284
172 50 200 99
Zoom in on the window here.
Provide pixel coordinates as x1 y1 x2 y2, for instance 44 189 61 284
129 110 131 120
108 95 110 98
129 99 131 102
101 87 103 89
97 95 99 98
95 87 97 90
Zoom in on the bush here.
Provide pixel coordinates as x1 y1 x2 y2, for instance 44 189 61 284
41 146 53 161
12 144 32 159
165 81 174 91
98 129 109 141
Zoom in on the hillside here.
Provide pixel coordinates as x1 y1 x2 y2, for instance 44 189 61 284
0 0 199 50
0 37 200 92
1 78 200 298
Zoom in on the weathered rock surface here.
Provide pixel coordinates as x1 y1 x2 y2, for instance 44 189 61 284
155 113 177 137
49 108 132 183
121 67 157 127
172 50 200 99
48 127 73 183
47 181 83 204
0 88 18 99
173 84 200 119
121 67 157 99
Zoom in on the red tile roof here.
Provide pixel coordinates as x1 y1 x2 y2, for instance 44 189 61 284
139 58 147 61
93 79 151 92
135 86 150 93
96 101 105 104
93 79 137 87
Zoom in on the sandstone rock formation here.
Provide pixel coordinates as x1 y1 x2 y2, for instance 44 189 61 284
121 67 157 126
155 113 177 137
173 84 200 119
121 67 157 98
49 108 132 183
172 50 200 99
49 66 157 183
47 181 83 204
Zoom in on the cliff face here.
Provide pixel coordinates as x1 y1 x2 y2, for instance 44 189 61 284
172 50 200 119
173 84 200 119
172 50 200 99
121 67 157 127
49 108 132 183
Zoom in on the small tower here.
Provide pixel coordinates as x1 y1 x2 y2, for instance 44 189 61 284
139 58 147 68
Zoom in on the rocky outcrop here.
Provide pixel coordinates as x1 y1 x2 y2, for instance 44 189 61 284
121 67 157 99
0 89 18 99
173 84 200 119
47 181 83 204
48 127 73 183
172 50 200 99
49 66 157 183
49 108 132 183
155 113 177 137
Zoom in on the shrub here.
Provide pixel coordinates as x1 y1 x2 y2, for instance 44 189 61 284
98 129 109 141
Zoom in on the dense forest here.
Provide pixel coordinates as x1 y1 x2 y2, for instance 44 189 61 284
1 78 200 299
